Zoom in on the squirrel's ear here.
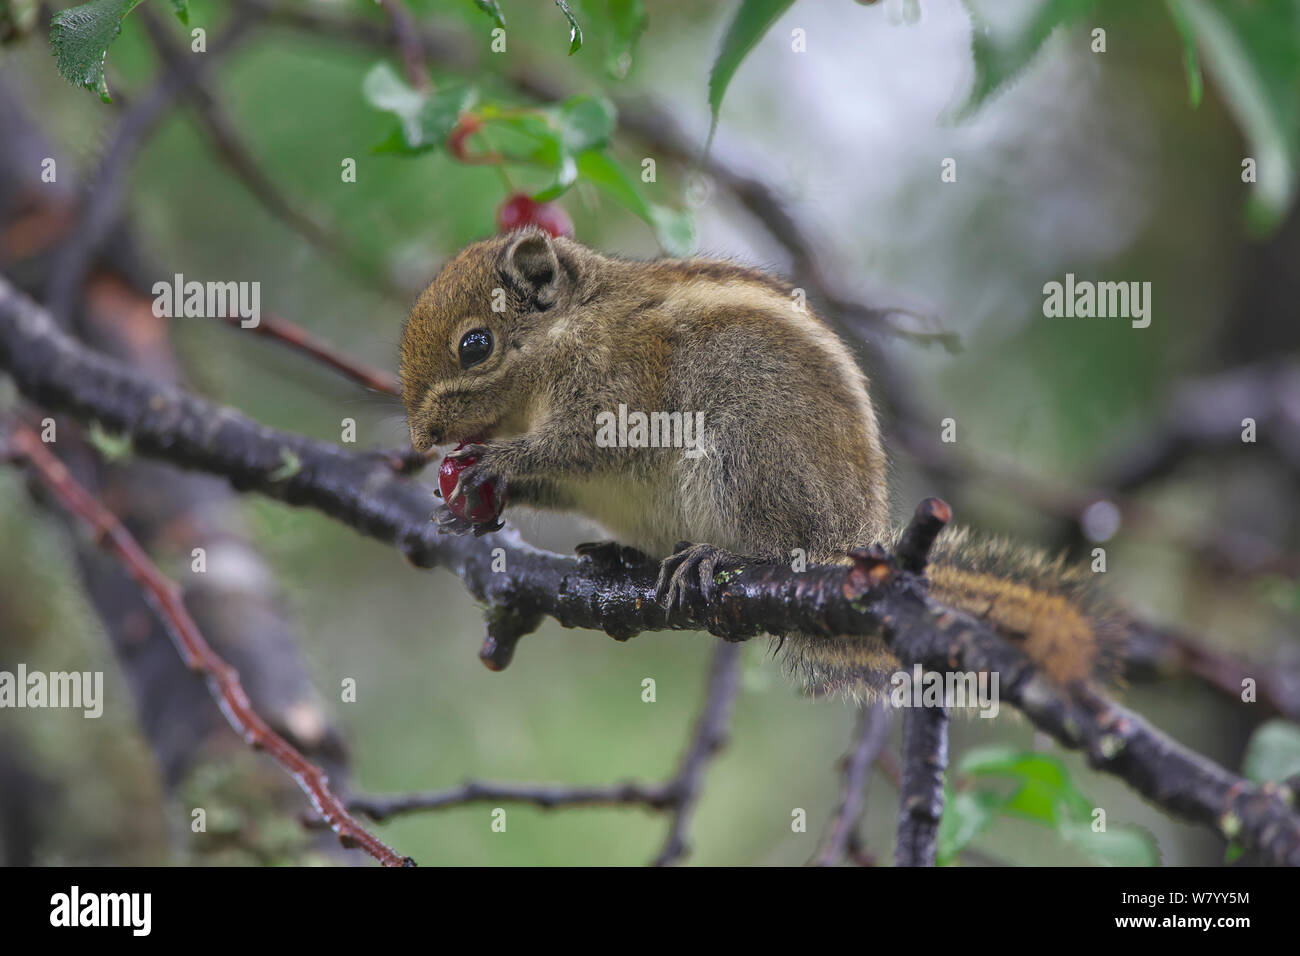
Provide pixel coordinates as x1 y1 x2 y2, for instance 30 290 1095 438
501 230 562 308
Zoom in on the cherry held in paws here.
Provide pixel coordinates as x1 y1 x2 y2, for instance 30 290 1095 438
439 441 506 524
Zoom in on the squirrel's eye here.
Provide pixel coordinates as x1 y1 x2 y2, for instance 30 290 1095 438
458 328 493 368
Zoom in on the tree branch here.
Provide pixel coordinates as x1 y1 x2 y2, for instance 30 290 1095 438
2 276 1298 865
894 704 949 867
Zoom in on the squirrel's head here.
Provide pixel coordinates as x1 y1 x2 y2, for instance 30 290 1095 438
400 228 583 452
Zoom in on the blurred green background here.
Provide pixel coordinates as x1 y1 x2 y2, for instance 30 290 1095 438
1 0 1297 865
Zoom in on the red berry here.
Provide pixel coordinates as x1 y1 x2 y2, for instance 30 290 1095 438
495 193 574 238
438 440 506 524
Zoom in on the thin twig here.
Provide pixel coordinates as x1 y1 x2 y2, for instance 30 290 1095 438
810 702 892 866
342 779 675 821
1122 620 1300 723
3 423 411 867
221 311 402 397
655 641 743 866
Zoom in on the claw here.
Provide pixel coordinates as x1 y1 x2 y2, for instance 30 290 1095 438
434 505 477 536
434 504 503 537
655 542 744 615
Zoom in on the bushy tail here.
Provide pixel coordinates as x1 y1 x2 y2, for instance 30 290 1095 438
785 526 1119 700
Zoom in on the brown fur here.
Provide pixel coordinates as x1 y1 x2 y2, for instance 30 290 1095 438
401 230 1110 698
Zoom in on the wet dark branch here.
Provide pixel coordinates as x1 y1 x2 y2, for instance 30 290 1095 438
2 276 1299 865
894 703 949 867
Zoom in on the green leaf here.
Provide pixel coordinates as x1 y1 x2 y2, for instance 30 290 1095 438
1243 719 1300 783
576 150 697 255
647 205 698 257
473 0 505 30
558 95 617 153
937 789 1004 865
1168 0 1300 233
707 0 796 137
957 0 1098 119
1164 0 1203 107
169 0 188 26
363 63 477 155
959 746 1092 824
555 0 583 55
482 97 614 198
575 149 645 208
1060 821 1161 866
48 0 145 102
606 0 647 79
531 154 579 201
951 746 1162 864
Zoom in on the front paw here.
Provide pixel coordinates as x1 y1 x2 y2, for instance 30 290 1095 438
655 542 746 614
438 443 508 530
434 503 504 537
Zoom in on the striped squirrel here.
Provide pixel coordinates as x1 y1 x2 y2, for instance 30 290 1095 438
399 228 1113 697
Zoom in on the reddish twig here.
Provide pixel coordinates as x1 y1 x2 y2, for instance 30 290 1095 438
220 311 402 397
5 423 412 867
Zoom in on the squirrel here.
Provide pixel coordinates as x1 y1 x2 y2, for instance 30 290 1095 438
399 228 1115 698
